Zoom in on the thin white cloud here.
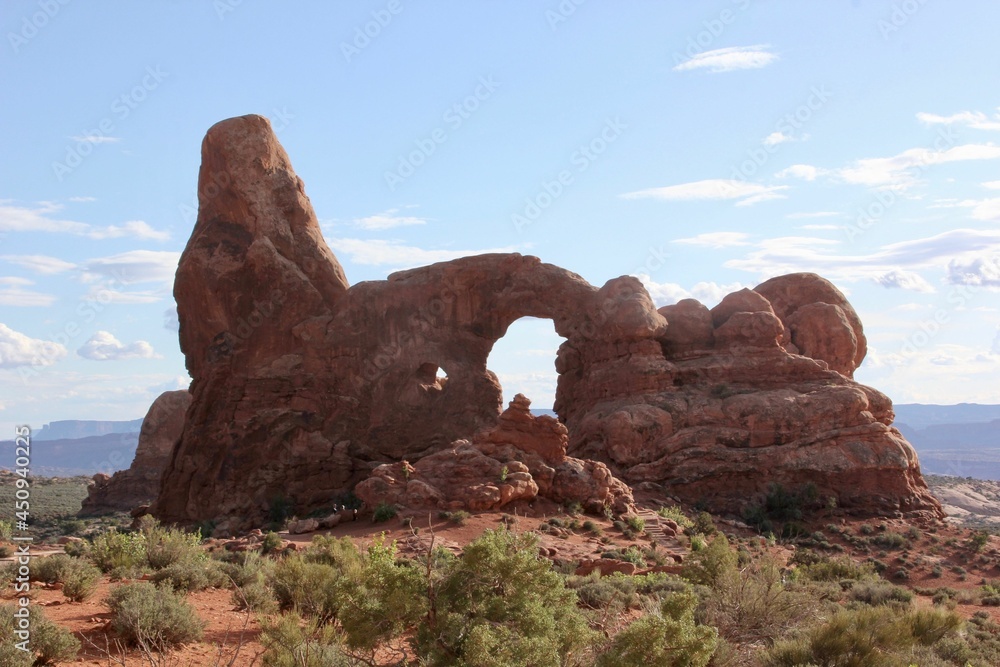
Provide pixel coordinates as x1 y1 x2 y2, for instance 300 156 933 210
326 238 519 269
621 179 788 206
673 45 778 73
674 232 751 249
800 224 841 230
68 196 97 203
785 211 843 219
874 270 935 293
78 331 160 361
353 208 427 230
763 131 792 147
0 255 76 274
82 250 180 284
71 134 122 144
992 327 1000 355
776 164 824 181
0 202 169 240
0 277 57 307
837 143 1000 190
727 229 1000 288
983 180 1000 190
88 220 170 241
0 323 66 368
917 109 1000 131
636 274 748 308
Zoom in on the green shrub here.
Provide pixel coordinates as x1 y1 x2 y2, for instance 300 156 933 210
567 573 639 610
0 519 13 541
233 579 278 613
596 591 717 667
602 545 646 567
224 551 277 612
61 559 102 602
582 519 602 536
269 555 343 623
796 555 875 582
0 604 80 666
848 579 914 608
625 514 646 534
871 532 908 549
446 510 470 526
763 606 961 667
106 581 204 652
415 527 595 666
143 521 203 570
89 528 148 577
261 531 283 554
682 534 737 587
657 505 693 529
700 555 814 646
31 554 74 584
372 502 397 523
63 539 88 559
150 557 227 592
969 530 990 551
691 511 717 536
259 611 353 667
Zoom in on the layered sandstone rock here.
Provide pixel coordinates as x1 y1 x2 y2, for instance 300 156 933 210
80 390 190 515
148 114 941 532
355 395 634 515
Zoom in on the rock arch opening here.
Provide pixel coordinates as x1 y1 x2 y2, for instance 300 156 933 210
486 317 564 413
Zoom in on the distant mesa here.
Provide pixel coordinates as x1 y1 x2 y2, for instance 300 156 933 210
35 418 142 441
93 114 941 533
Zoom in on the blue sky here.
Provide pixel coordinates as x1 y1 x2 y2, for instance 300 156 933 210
2 1 999 437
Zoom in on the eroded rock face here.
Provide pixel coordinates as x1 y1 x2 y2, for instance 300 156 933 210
80 390 191 515
148 115 941 530
355 395 634 515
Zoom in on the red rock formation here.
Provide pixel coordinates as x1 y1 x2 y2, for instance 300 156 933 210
79 390 190 515
354 394 634 515
149 114 941 532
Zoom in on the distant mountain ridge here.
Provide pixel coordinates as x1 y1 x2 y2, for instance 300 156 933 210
34 419 143 441
893 403 1000 430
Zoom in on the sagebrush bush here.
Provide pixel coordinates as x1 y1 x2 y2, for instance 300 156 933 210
372 502 397 523
106 581 204 652
150 556 227 592
657 505 693 529
0 604 80 666
259 611 353 667
269 554 344 622
596 592 717 667
848 579 914 608
682 533 737 587
31 554 74 584
89 528 148 577
415 527 595 666
61 559 102 602
142 520 203 570
796 554 876 582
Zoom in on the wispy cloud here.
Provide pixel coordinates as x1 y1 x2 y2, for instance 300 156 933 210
674 232 751 249
0 255 76 274
763 131 794 147
917 109 1000 131
726 229 1000 289
836 143 1000 190
0 277 57 307
71 134 121 144
621 179 788 206
353 208 427 230
80 250 180 303
947 256 1000 288
0 322 66 368
325 238 519 270
78 331 160 361
785 211 844 219
776 164 824 181
983 180 1000 190
874 269 935 293
672 45 778 73
68 196 97 203
0 202 169 240
636 275 749 308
